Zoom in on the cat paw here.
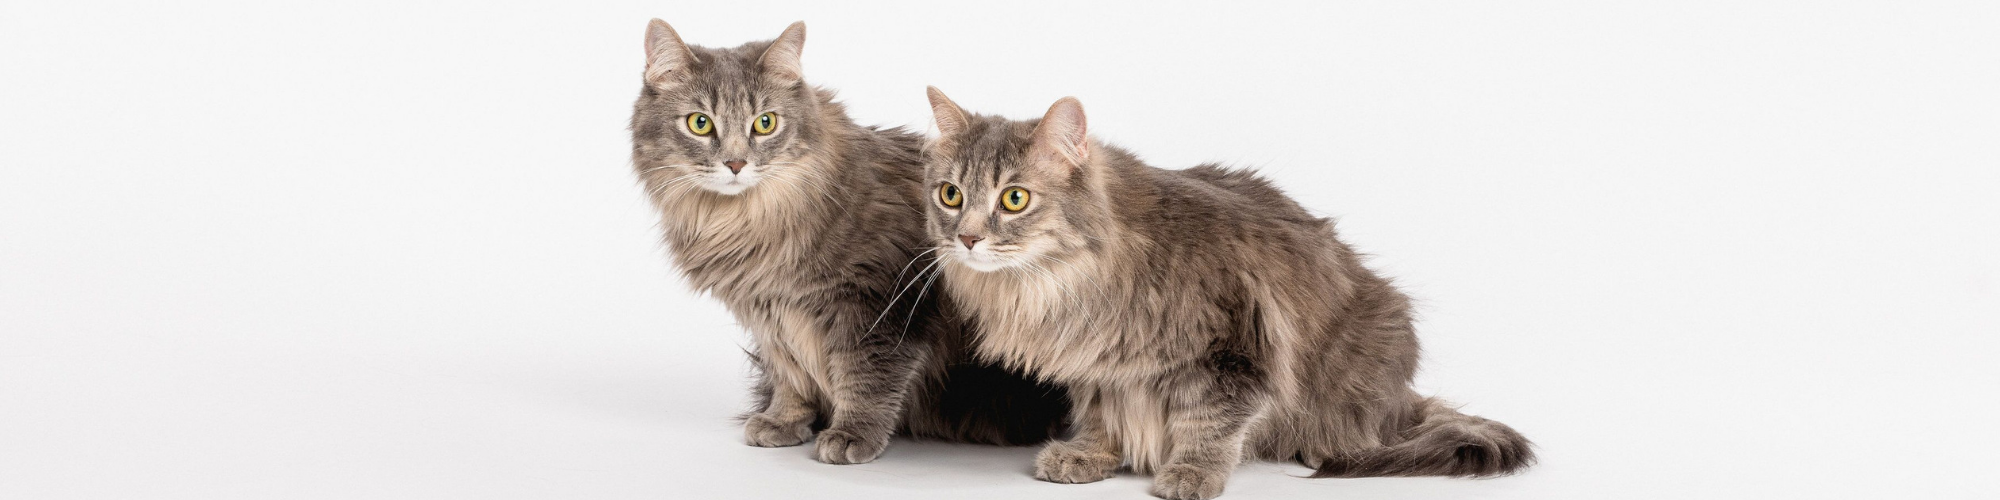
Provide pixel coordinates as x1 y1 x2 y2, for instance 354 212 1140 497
813 428 887 464
743 413 813 447
1033 442 1119 484
1149 464 1227 500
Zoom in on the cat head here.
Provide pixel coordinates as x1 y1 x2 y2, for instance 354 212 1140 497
631 20 822 196
922 88 1112 273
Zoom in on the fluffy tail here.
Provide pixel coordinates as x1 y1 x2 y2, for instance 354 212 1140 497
1312 397 1534 478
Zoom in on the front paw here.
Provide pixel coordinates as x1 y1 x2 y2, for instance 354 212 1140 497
743 413 813 447
813 428 888 464
1150 463 1228 500
1034 441 1120 484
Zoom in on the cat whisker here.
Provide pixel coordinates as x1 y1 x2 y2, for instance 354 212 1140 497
648 174 707 198
866 256 944 335
888 247 946 295
893 264 946 352
647 177 690 197
638 163 700 175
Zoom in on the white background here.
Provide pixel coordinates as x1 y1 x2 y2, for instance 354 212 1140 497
4 1 1996 498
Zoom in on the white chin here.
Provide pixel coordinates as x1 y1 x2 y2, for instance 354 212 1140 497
702 180 756 195
956 254 1014 272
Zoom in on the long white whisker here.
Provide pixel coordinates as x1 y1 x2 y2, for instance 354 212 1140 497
894 265 944 351
866 257 942 334
644 164 708 176
888 247 945 293
648 177 687 197
648 174 705 198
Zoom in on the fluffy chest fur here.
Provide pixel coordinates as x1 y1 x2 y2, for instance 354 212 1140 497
653 182 830 299
649 174 841 396
943 255 1189 387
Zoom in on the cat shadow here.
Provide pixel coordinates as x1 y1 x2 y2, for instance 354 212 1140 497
497 367 1521 497
769 441 1520 498
755 438 1152 495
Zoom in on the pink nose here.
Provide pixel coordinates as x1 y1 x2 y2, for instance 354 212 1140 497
958 234 983 249
724 160 747 174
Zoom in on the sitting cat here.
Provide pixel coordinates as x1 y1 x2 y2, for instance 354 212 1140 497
919 87 1533 499
629 20 1065 464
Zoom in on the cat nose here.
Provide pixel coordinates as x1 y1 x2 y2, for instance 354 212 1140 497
723 160 747 174
958 234 983 249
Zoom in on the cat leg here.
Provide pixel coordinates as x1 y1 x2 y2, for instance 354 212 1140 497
743 369 817 447
1150 382 1265 500
1035 390 1122 484
813 333 926 464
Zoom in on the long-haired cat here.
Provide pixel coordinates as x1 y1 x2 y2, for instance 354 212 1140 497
628 20 1066 463
920 88 1533 499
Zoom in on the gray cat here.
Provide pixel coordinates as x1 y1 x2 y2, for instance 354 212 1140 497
628 20 1066 464
920 88 1533 499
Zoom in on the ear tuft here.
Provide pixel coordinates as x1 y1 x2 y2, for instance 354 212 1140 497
1032 96 1089 165
760 21 807 82
644 19 697 87
927 86 969 138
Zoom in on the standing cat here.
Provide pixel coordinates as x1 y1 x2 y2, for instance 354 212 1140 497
629 20 1066 464
920 88 1533 499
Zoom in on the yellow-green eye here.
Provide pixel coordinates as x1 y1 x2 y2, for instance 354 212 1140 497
1001 187 1030 211
753 112 778 135
939 183 962 207
686 113 714 135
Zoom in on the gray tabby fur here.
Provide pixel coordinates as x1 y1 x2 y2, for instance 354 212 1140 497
921 89 1533 499
629 21 1066 464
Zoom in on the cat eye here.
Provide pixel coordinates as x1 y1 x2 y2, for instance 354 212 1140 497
939 183 963 208
686 113 714 136
1000 187 1030 212
753 112 779 135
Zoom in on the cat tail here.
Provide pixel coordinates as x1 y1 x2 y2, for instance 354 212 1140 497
1311 397 1534 478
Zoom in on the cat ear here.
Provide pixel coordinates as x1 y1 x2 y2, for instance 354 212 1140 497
644 19 697 88
1031 97 1090 167
927 86 969 138
759 21 807 83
